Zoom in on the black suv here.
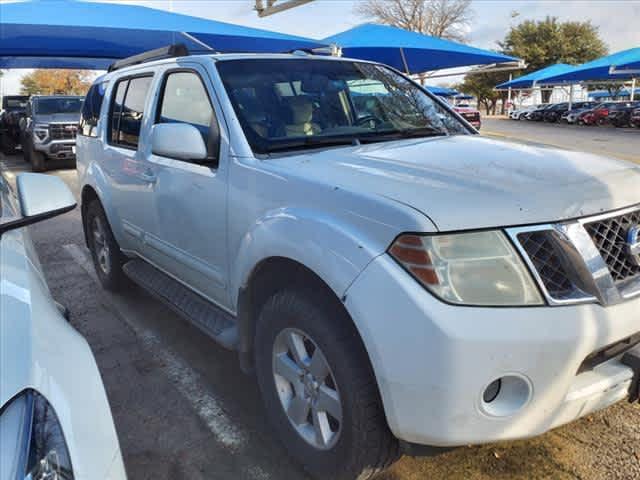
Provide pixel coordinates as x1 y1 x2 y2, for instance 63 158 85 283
0 95 29 154
527 103 555 121
606 101 640 127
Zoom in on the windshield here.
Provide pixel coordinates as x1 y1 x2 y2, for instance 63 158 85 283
34 98 83 115
216 59 468 154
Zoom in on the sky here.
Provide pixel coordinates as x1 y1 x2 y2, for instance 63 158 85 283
1 0 639 94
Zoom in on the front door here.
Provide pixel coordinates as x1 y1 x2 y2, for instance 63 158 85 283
142 66 230 310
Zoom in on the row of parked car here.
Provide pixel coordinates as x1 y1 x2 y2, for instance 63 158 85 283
509 100 640 128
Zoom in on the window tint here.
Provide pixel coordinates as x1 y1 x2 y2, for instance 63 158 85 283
80 81 108 137
110 76 153 149
157 71 214 149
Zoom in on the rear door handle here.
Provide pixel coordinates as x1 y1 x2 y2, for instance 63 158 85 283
140 168 156 184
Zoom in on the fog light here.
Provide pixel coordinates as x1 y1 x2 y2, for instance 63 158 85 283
481 375 531 417
483 379 501 403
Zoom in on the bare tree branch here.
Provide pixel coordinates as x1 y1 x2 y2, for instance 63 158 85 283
355 0 473 42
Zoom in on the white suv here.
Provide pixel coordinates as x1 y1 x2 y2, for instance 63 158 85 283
77 46 640 480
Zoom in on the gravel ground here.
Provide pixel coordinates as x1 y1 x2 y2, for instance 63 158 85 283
2 145 639 479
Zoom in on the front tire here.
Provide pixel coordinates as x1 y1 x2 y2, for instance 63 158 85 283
28 142 46 172
85 200 128 291
255 289 399 480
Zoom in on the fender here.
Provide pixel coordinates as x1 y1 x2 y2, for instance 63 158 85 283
231 202 436 308
80 160 127 249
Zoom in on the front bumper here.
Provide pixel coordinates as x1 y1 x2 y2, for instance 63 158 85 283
344 254 639 447
34 138 76 159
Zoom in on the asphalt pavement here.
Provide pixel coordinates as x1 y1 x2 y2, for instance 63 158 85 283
482 117 640 164
1 132 640 479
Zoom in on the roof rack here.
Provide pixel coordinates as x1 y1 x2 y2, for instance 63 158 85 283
108 44 190 72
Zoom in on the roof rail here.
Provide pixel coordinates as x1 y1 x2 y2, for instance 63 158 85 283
108 44 190 72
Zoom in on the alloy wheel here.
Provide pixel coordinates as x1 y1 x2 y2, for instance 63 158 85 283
272 328 343 450
91 216 111 275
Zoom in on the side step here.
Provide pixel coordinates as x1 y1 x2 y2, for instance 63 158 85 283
123 259 238 350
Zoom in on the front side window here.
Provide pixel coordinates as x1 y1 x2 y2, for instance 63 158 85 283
80 81 108 137
216 59 469 154
109 76 153 149
156 71 215 151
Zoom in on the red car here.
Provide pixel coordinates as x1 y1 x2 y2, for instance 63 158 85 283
579 102 618 126
453 104 481 130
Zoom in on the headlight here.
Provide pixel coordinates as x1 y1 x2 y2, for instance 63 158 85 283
33 124 49 142
0 390 74 480
389 231 543 306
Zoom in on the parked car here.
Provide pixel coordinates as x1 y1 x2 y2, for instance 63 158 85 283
560 102 600 124
606 101 640 127
630 107 640 128
452 103 481 129
78 47 640 480
525 103 554 121
0 95 29 154
0 172 127 480
542 102 569 123
509 104 542 120
579 102 619 126
20 95 83 172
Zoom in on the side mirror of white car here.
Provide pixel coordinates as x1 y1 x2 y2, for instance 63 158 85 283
151 123 209 162
0 173 76 236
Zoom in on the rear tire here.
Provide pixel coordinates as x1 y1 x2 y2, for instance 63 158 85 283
255 288 400 480
85 200 128 291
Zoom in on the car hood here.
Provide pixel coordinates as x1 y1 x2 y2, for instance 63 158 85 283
271 135 640 231
34 113 80 123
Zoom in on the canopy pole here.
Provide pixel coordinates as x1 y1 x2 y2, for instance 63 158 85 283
507 73 512 113
399 47 410 75
568 84 574 110
181 32 215 51
631 78 636 101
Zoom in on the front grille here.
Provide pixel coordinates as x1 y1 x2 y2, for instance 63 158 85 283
49 123 77 140
462 112 480 121
584 209 640 284
517 231 574 298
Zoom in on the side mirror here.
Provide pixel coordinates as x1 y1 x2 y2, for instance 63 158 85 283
0 173 76 236
151 123 209 162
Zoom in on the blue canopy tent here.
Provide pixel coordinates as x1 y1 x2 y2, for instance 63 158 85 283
609 47 640 74
323 23 518 74
538 48 639 84
588 89 630 100
0 0 326 69
495 64 575 90
425 86 459 97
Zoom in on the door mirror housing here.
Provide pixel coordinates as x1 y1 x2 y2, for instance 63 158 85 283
151 123 210 163
0 173 76 236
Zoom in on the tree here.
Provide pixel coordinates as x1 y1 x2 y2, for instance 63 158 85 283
20 69 92 96
499 16 608 102
355 0 473 43
457 71 510 115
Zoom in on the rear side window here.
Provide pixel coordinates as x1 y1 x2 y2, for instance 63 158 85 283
109 75 153 149
80 81 108 137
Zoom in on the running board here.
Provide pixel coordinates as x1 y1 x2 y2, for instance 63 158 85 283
123 259 238 350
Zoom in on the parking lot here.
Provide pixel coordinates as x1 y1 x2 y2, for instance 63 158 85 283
482 117 640 164
2 119 640 480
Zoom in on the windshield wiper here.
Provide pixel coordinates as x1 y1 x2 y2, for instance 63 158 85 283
264 136 358 153
358 126 448 143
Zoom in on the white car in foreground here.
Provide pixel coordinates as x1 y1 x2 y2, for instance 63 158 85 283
0 173 126 480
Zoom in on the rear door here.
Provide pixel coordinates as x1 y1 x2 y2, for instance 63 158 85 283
101 74 157 254
141 65 230 309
